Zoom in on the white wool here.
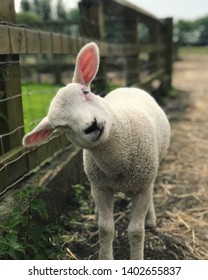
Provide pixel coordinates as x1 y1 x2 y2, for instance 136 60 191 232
83 87 170 195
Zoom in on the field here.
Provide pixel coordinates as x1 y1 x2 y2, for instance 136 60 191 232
22 83 60 133
179 46 208 56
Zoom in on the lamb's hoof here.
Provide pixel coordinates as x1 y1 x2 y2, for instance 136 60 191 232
145 218 157 229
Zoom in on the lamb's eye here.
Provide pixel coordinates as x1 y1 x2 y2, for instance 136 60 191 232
82 88 89 95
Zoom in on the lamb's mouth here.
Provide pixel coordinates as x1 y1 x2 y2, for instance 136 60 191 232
55 124 104 142
84 119 105 142
96 125 104 141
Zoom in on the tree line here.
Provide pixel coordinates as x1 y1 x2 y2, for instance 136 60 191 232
174 16 208 46
17 0 80 36
17 0 208 46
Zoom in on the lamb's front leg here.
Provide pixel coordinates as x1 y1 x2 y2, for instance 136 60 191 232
128 189 152 259
91 186 114 260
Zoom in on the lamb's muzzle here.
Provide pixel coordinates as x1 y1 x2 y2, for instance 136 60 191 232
84 118 105 141
84 118 99 134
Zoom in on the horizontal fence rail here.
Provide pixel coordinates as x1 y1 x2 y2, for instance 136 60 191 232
0 25 167 56
0 0 173 198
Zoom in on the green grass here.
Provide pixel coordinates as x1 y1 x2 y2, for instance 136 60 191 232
22 83 61 133
179 46 208 56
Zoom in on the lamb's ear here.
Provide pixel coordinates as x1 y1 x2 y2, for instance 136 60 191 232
22 117 53 147
72 42 99 86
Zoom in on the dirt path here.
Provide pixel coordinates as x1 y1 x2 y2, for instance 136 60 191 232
152 52 208 259
63 52 208 260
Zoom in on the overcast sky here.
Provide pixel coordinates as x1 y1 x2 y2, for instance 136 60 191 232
15 0 208 21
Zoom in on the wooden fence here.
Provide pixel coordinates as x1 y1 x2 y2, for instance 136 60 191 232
0 0 172 214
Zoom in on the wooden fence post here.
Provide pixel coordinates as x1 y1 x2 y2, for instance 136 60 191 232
164 17 173 88
79 0 107 95
123 9 139 86
0 0 24 155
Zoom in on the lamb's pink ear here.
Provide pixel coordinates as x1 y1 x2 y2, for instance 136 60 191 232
22 117 53 147
72 42 99 86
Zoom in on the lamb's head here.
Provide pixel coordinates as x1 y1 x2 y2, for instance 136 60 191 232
47 82 112 148
22 42 113 149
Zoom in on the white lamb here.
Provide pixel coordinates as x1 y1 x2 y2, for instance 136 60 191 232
22 42 170 260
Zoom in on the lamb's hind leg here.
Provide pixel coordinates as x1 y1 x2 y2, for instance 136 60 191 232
91 186 114 260
145 194 157 228
128 189 152 260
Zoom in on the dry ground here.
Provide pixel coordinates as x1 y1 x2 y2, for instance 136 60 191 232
61 52 208 260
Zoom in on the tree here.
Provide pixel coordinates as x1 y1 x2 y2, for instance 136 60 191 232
57 0 67 22
195 16 208 43
33 0 52 22
20 0 31 12
67 8 80 24
175 15 208 45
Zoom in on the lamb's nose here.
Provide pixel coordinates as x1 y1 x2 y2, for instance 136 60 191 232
84 119 99 134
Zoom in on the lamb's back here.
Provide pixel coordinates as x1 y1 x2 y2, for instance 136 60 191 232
105 88 170 161
105 88 162 118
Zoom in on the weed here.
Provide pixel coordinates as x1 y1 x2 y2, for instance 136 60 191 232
0 186 64 260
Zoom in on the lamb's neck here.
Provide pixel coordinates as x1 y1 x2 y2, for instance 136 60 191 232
86 112 131 176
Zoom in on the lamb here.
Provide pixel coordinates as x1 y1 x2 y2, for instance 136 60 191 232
22 42 171 260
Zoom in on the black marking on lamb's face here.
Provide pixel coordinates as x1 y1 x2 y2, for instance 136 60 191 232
84 119 99 134
84 118 105 141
